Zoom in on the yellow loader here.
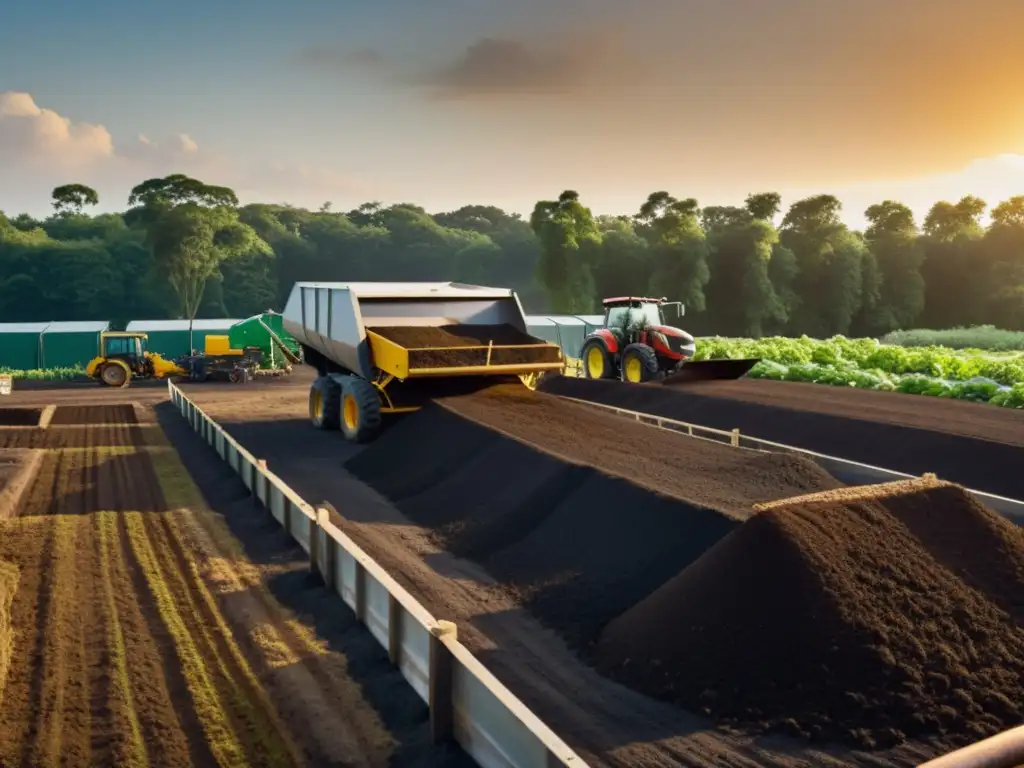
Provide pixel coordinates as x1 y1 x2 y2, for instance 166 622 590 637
85 331 187 388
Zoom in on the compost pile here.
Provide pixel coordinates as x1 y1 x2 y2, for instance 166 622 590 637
346 382 840 647
371 324 562 368
598 477 1024 749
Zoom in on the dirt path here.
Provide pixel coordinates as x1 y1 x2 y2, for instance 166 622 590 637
0 399 470 768
541 376 1024 499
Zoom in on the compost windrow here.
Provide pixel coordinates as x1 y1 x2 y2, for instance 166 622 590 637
346 381 840 646
598 478 1024 750
541 376 1024 499
370 324 562 368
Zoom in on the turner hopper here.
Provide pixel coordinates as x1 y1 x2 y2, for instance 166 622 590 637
282 282 565 442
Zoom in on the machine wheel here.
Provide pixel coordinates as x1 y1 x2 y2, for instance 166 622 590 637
620 343 659 383
581 339 614 380
99 362 131 388
339 376 383 443
309 376 341 430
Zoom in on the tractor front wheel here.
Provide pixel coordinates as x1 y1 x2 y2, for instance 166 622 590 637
620 343 659 383
581 339 614 380
99 362 130 388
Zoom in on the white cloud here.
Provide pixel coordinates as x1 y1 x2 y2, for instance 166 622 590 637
0 91 114 169
0 90 372 217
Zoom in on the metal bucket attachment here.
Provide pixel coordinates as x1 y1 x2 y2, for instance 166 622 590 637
662 358 760 386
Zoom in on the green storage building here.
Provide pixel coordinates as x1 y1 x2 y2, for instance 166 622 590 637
525 314 606 360
40 321 110 368
126 319 241 360
0 322 49 370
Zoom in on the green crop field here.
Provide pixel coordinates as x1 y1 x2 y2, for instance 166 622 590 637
695 335 1024 408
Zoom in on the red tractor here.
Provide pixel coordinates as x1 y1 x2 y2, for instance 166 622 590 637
580 296 759 384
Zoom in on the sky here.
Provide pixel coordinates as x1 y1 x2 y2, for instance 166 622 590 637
2 0 1024 228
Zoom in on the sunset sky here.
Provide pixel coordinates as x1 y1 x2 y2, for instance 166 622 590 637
2 0 1023 227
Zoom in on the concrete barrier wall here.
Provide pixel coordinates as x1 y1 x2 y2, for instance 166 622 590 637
168 382 586 768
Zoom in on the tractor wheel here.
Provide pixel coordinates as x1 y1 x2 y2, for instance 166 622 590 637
620 343 659 383
309 376 341 430
99 362 130 388
339 376 383 443
581 339 614 380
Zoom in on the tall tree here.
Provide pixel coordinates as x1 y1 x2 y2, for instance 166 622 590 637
780 195 870 336
636 192 710 312
128 175 269 326
51 184 99 217
530 190 600 313
981 196 1024 329
700 198 785 337
918 196 987 328
862 200 925 333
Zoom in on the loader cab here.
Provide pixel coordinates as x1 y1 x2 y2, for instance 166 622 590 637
100 332 149 372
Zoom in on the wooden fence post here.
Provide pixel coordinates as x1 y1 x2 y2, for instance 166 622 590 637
429 621 458 744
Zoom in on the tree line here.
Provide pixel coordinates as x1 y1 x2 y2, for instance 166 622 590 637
1 177 1022 338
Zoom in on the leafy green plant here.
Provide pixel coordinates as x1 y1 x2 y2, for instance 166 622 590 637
0 366 86 381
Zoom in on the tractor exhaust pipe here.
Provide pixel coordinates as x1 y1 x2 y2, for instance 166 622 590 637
662 358 760 386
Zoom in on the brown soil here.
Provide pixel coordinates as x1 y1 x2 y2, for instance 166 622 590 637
49 404 138 425
372 324 562 368
541 376 1024 499
598 478 1024 750
0 408 42 427
348 382 840 649
0 426 147 449
0 397 470 768
177 377 971 766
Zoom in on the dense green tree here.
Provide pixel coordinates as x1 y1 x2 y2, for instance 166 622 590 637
918 196 988 329
128 175 270 322
861 201 924 334
780 195 873 336
981 196 1024 329
51 184 99 217
636 192 710 312
700 200 784 337
3 178 1024 336
530 191 600 313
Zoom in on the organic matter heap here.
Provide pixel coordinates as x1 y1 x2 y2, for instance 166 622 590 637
597 478 1024 749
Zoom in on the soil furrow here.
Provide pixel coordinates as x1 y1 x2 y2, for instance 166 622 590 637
145 509 301 766
114 509 218 767
94 511 149 768
121 510 251 767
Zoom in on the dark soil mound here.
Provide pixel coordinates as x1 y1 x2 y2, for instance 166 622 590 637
50 404 137 425
0 408 41 427
540 376 1024 500
597 478 1024 750
347 382 840 648
371 324 561 367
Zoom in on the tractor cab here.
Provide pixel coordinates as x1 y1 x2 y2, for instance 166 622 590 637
602 296 683 334
99 332 151 375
